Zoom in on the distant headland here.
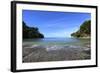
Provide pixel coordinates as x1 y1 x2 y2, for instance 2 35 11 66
23 21 44 39
71 20 91 38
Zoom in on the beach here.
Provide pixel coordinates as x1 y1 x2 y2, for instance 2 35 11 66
22 38 91 63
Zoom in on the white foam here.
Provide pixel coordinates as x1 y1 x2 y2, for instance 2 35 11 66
46 45 63 51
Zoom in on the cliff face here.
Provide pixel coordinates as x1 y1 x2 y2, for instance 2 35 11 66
23 21 44 39
71 20 91 38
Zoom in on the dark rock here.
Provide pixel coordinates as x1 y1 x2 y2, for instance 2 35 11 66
23 21 44 39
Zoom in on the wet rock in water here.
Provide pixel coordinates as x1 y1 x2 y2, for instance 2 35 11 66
83 48 91 54
23 44 91 62
23 45 47 62
23 45 46 58
84 48 90 51
86 45 91 48
23 44 32 48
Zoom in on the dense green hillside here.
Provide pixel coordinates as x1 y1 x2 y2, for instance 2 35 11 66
71 20 91 38
23 21 44 39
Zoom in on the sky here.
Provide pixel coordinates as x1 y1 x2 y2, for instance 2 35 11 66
22 10 91 38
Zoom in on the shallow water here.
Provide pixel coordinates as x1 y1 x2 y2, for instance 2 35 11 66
22 38 91 62
23 38 90 47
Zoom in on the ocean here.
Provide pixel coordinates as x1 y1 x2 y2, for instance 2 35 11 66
23 37 90 47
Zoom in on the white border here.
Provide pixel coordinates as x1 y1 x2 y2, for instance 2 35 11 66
16 3 96 70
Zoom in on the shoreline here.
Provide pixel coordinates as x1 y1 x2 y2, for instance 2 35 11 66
23 43 91 63
71 36 91 39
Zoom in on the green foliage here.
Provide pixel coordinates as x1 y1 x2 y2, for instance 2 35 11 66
80 20 91 34
71 20 91 38
23 21 44 39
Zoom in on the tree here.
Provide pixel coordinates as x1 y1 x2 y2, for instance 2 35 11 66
23 21 44 39
71 20 91 38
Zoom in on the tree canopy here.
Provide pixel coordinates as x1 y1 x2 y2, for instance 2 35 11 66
23 21 44 39
71 20 91 38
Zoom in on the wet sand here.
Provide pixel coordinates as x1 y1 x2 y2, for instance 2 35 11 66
22 44 91 63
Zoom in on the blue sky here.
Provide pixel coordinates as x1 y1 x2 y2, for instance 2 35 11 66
22 10 91 38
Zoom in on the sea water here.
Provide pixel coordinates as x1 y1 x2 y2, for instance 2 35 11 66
23 37 90 47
